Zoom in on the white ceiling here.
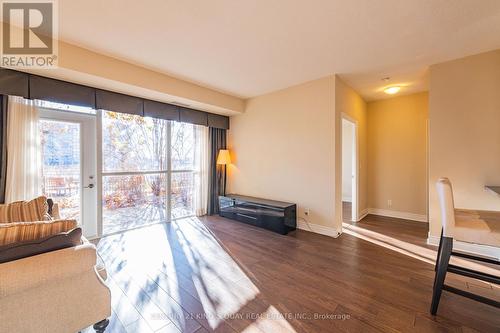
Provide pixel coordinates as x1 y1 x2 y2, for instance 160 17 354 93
59 0 500 101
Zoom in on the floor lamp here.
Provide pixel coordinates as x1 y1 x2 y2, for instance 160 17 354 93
216 149 231 196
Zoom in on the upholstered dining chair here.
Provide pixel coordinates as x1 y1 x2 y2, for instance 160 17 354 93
431 177 500 315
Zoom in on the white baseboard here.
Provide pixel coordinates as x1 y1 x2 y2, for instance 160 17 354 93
367 208 428 223
342 196 352 202
297 220 341 238
357 208 369 221
427 234 500 260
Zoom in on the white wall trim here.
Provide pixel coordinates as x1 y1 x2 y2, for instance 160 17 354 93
367 208 428 223
297 220 341 238
427 234 500 260
357 208 369 221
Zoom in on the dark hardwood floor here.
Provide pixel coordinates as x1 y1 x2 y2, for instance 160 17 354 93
86 214 500 333
342 201 433 249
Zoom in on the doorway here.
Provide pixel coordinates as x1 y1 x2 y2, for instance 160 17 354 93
341 115 358 222
39 108 98 238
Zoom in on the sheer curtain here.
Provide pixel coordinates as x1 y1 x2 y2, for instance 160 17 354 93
194 124 209 216
5 96 42 202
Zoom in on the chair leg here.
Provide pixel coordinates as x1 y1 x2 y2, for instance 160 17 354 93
431 236 453 315
434 229 444 272
93 319 109 333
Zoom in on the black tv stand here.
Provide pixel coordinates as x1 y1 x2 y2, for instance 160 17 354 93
218 194 297 234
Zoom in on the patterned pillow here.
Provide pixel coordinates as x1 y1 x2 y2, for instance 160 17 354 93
0 227 82 263
0 196 52 223
0 219 77 246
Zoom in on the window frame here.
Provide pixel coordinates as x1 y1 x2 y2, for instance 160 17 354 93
98 110 197 236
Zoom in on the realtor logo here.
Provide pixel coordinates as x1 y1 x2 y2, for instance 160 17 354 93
1 0 58 68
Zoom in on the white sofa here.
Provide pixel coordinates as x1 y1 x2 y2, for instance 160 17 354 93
0 199 111 333
0 236 111 333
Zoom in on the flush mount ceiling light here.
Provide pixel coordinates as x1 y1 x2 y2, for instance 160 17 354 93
384 86 401 95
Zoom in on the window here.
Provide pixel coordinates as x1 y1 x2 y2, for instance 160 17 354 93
101 111 201 234
171 122 196 218
36 102 208 237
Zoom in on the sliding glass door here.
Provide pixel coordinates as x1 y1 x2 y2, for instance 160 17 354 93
101 111 200 235
39 108 98 238
38 106 206 237
40 119 81 220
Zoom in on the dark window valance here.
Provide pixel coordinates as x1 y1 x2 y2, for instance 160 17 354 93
0 68 29 98
179 107 208 126
208 113 229 130
96 90 143 116
30 75 95 108
0 69 229 128
144 100 179 121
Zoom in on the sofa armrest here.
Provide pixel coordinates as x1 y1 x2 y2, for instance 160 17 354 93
0 242 98 298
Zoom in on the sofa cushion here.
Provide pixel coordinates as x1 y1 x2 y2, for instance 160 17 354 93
0 227 82 263
0 196 52 223
0 219 78 246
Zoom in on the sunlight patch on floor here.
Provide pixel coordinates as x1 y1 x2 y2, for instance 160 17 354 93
95 217 298 332
343 222 500 276
342 222 437 264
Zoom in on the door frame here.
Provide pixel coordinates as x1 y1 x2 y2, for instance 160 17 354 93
96 110 103 238
39 108 98 239
341 113 359 222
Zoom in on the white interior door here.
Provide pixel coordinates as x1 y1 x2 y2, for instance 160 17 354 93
341 115 358 222
39 109 98 238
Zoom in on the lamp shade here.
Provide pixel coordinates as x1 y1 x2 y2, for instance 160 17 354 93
216 149 231 165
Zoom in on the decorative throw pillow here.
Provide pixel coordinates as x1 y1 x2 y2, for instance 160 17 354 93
0 219 78 246
0 227 82 264
0 196 52 223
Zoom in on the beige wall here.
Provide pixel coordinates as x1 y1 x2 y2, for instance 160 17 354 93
228 76 337 230
367 92 428 217
57 42 245 114
429 49 500 237
335 77 368 221
14 33 245 115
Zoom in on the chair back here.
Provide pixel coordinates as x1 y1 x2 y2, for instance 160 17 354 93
436 177 456 238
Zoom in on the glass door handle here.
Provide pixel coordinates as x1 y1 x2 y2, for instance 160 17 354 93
84 184 95 189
